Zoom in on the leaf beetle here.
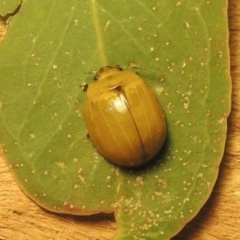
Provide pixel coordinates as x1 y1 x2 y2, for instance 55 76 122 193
83 66 167 167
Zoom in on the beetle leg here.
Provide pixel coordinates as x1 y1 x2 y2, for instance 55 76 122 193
80 82 88 92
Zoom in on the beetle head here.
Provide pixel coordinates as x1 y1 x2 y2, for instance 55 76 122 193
94 65 123 81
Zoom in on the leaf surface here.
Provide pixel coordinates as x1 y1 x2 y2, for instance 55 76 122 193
0 0 21 16
0 1 231 239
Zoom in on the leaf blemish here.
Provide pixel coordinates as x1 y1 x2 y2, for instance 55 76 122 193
55 162 66 169
29 133 36 139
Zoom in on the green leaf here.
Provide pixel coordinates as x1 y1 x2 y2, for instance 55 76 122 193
0 0 21 16
0 1 231 239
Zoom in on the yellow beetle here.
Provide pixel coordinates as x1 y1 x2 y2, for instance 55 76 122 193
83 66 167 168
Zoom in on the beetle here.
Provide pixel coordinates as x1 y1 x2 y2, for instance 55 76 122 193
83 66 167 167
